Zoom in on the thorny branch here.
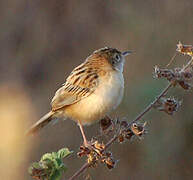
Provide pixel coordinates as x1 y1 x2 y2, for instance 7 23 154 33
66 42 193 180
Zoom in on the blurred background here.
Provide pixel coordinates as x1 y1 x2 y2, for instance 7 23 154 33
0 0 193 179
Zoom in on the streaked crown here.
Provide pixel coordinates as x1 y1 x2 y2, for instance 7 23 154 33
88 47 130 72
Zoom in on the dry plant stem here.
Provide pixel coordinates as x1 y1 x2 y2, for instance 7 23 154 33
181 57 193 72
129 83 173 126
68 163 90 180
68 56 193 180
104 135 119 150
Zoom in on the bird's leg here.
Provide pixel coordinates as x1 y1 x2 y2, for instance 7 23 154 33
78 121 90 148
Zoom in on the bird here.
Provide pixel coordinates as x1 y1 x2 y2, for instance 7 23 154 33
26 47 132 147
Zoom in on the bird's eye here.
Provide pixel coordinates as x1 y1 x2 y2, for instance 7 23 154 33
114 53 120 62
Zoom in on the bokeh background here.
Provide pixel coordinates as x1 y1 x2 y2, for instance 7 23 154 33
0 0 193 179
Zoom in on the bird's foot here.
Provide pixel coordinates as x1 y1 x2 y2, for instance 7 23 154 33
82 139 105 152
83 140 93 149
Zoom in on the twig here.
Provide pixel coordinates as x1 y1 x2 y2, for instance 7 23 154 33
68 163 90 180
181 57 193 72
166 52 177 67
129 83 173 126
104 135 118 150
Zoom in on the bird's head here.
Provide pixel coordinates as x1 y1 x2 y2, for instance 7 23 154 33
89 47 132 72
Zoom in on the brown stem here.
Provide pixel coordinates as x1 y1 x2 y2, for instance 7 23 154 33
181 56 193 72
129 83 173 126
104 135 118 150
68 162 90 180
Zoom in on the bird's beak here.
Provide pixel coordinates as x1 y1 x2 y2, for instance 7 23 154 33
122 50 132 57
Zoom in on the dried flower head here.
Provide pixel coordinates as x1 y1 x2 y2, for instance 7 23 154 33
130 122 147 138
101 151 117 169
100 116 114 134
100 116 113 132
176 41 193 56
154 66 192 90
154 66 175 81
174 68 193 90
117 121 147 142
154 97 181 115
77 140 117 170
103 156 116 169
77 145 91 157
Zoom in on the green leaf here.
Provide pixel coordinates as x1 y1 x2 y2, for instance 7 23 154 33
57 148 73 159
28 147 73 180
50 170 63 180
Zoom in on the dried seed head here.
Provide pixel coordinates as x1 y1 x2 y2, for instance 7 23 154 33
87 152 98 167
93 141 105 151
118 134 124 143
154 66 192 90
175 68 193 90
105 151 112 157
178 81 192 90
154 97 181 115
101 151 117 169
104 157 116 169
176 41 193 56
77 145 91 157
183 70 193 79
154 66 175 81
124 131 134 140
117 120 148 141
77 139 117 170
100 116 112 131
174 68 193 80
130 122 147 138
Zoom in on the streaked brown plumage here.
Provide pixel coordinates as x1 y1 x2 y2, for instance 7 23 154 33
26 47 131 146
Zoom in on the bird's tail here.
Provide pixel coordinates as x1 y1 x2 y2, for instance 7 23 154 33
26 111 55 135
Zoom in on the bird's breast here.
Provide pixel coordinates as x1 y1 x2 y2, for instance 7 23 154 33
95 71 124 111
64 71 124 125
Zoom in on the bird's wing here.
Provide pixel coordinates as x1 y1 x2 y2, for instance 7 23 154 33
51 63 99 111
